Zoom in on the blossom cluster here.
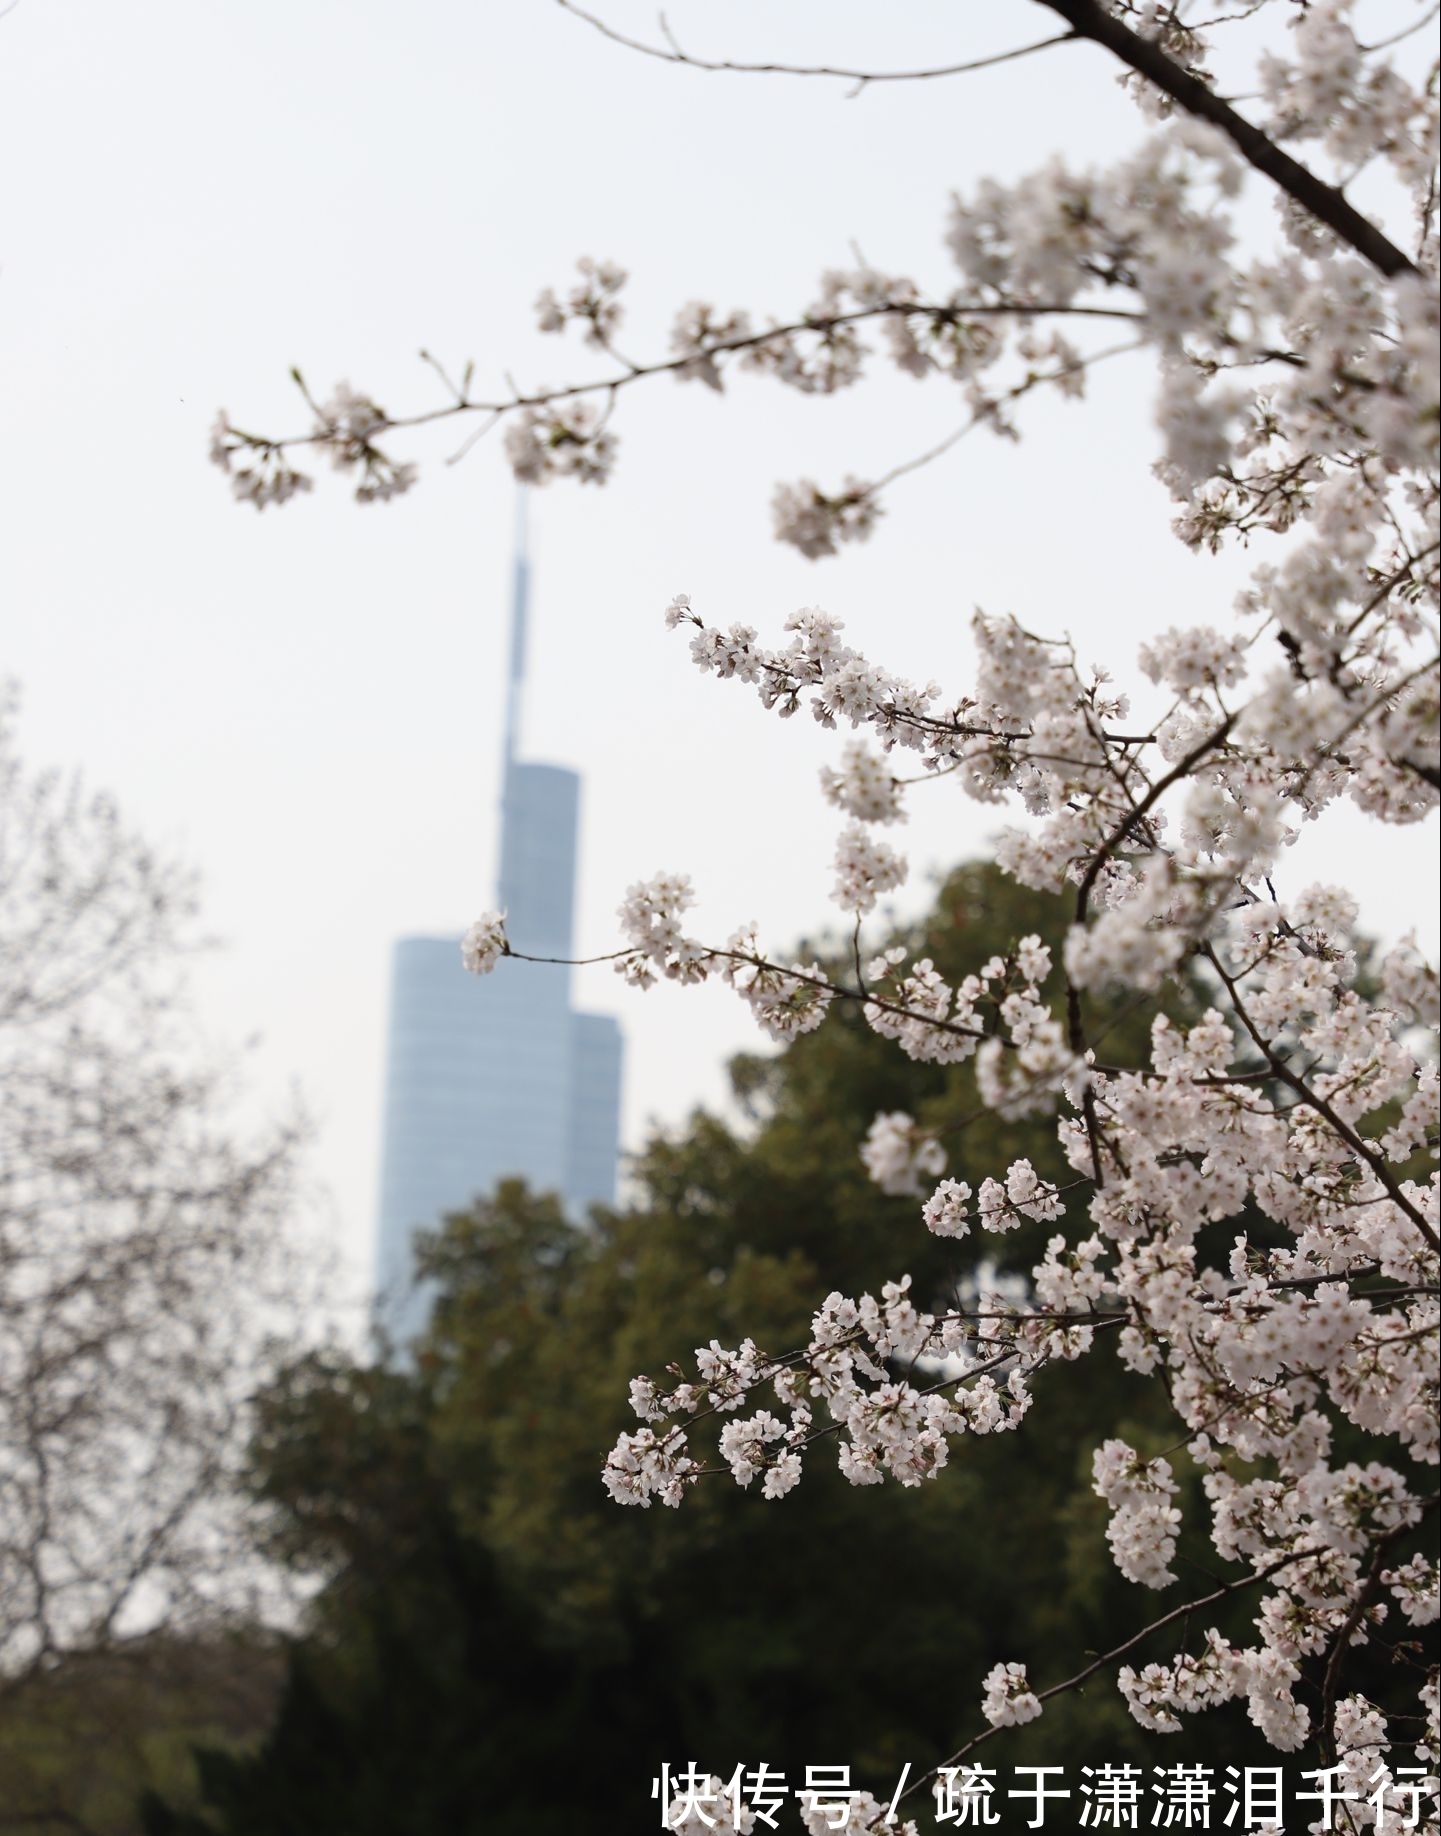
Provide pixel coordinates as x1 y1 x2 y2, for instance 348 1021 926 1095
595 545 1438 1760
534 255 628 349
602 1264 1042 1513
210 381 418 509
492 486 1436 1763
459 911 507 977
502 399 618 487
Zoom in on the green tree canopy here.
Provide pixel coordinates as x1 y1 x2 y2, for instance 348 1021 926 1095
145 865 1346 1834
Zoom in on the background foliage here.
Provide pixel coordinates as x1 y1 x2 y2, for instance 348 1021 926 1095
129 866 1309 1835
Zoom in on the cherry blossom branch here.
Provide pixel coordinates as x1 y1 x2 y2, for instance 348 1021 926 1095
1057 708 1243 1191
1201 942 1441 1254
505 940 996 1047
215 297 1148 475
1074 713 1237 924
1066 975 1107 1189
889 1541 1336 1819
1345 550 1441 640
561 0 1419 280
1317 1496 1440 1764
682 1339 1052 1478
1035 0 1418 278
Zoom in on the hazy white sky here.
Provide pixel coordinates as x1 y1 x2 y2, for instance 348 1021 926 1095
4 0 1436 1309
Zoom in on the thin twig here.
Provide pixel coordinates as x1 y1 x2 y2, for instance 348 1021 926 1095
555 0 1078 92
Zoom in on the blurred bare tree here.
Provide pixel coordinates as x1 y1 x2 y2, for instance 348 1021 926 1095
0 692 308 1700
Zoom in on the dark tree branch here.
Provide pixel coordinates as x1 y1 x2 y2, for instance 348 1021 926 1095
1201 942 1441 1254
1317 1495 1440 1763
1035 0 1417 278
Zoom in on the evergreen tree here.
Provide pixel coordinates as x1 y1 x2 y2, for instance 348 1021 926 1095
145 868 1312 1833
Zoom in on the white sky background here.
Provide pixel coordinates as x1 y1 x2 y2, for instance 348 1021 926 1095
3 0 1437 1317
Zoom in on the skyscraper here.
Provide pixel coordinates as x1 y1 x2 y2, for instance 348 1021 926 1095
374 500 623 1335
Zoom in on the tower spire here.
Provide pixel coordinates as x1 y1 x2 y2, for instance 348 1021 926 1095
503 487 529 770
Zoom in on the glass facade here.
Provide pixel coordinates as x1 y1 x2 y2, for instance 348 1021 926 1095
374 759 623 1338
